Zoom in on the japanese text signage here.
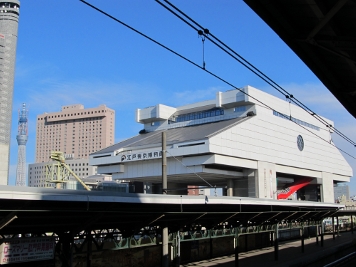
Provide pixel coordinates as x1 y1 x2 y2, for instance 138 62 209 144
0 237 55 264
120 150 162 162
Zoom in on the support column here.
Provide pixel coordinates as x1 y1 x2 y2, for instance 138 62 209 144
321 222 324 247
234 233 239 267
61 232 73 267
332 216 335 240
337 216 340 236
162 227 169 267
245 234 248 252
210 230 213 259
300 227 305 253
227 179 234 197
162 132 169 267
351 215 354 234
274 225 279 261
316 225 319 245
172 231 180 267
86 230 92 267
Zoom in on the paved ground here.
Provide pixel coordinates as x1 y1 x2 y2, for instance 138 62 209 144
181 232 356 267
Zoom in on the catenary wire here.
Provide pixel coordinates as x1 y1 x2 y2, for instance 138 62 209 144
79 0 356 160
166 150 214 188
156 0 356 147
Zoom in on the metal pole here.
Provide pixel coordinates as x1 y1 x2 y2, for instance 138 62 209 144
162 132 169 267
321 221 324 247
301 227 305 253
162 131 167 195
316 225 319 245
274 225 279 261
87 230 92 267
177 231 180 267
210 230 213 259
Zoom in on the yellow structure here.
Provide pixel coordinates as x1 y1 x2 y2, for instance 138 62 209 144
46 151 91 191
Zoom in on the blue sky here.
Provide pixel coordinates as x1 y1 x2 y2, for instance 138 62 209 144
10 0 356 194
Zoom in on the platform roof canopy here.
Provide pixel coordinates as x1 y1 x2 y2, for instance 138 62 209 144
0 186 343 236
244 0 356 118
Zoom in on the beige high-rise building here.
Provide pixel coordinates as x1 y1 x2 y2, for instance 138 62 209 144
28 104 115 188
35 104 115 163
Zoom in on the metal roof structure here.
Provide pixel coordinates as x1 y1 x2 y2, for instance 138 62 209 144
0 186 342 236
92 117 250 155
244 0 356 118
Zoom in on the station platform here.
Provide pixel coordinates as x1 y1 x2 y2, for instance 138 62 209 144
181 232 356 267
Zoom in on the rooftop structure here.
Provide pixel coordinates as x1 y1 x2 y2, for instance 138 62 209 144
90 86 352 203
0 0 20 184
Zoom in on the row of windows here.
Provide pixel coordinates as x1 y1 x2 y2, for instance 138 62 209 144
169 108 224 124
273 111 320 131
38 111 106 120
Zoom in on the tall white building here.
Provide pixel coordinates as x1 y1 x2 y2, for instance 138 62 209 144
0 1 20 184
90 86 352 202
28 104 115 188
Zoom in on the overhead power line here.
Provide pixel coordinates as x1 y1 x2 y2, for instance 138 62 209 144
79 0 355 159
155 0 356 148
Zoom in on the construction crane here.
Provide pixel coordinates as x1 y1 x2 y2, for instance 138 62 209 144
45 151 91 191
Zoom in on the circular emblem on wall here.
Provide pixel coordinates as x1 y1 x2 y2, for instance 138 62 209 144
297 135 304 151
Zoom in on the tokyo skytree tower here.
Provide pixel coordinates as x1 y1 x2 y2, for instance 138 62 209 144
16 103 28 186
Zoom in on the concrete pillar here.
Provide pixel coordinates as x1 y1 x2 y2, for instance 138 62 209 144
162 227 169 267
321 172 334 203
227 179 234 197
234 177 248 197
244 169 257 198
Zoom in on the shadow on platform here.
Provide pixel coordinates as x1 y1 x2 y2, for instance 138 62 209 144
182 232 356 267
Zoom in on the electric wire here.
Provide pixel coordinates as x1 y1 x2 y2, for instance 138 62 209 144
166 150 214 188
156 0 356 147
79 0 356 159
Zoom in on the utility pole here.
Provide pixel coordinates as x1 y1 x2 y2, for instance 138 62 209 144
162 131 169 267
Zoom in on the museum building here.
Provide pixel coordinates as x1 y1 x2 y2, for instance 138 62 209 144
90 86 352 203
